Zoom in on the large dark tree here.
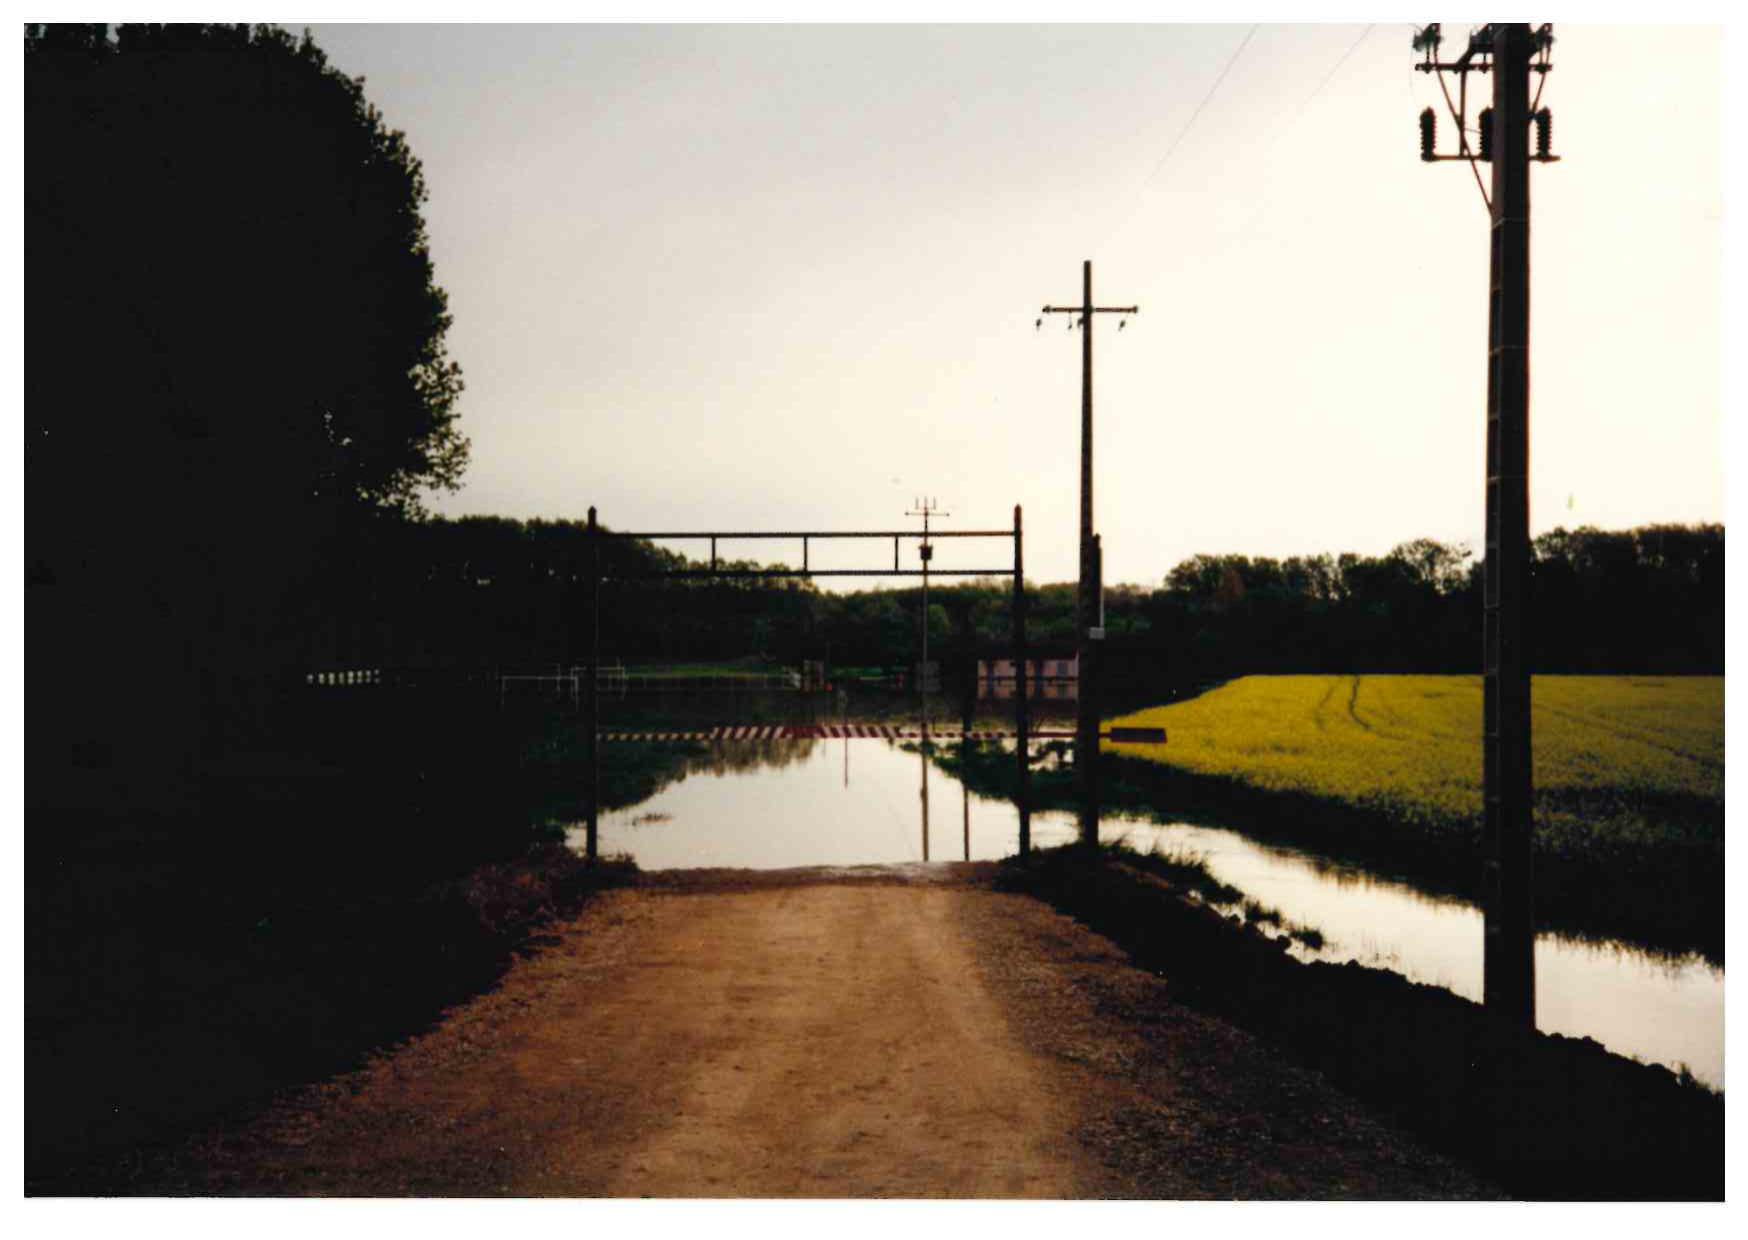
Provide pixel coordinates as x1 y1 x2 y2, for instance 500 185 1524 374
27 23 467 804
26 22 466 515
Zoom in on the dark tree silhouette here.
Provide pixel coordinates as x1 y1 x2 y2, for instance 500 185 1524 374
27 23 467 805
27 22 465 516
315 519 1717 690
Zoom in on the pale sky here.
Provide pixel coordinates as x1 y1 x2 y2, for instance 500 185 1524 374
306 20 1725 587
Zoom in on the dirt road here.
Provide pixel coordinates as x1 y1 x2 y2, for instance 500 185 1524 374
176 866 1490 1198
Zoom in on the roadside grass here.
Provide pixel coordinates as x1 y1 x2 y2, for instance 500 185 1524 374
616 663 790 681
1089 836 1329 953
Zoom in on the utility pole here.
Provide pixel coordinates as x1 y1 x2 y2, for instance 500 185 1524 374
919 744 930 863
1039 260 1137 846
1012 504 1031 856
906 498 948 733
584 506 600 864
1415 21 1557 1030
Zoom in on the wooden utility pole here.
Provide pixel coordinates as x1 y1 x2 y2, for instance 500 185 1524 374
1482 21 1536 1030
905 499 948 731
907 499 943 865
1012 504 1030 855
584 506 600 864
1415 21 1556 1029
1089 532 1103 827
1040 261 1137 845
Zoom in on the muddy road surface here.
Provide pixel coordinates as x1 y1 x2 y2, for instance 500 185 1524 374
169 866 1492 1198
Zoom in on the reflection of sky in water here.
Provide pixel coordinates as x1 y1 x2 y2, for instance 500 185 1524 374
578 738 1068 870
568 735 1723 1089
1118 820 1723 1089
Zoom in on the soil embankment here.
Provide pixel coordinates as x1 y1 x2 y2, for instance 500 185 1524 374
140 866 1490 1198
25 810 633 1193
1005 849 1723 1200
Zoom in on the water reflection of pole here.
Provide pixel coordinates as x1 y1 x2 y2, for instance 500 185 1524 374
919 742 930 862
1078 533 1102 846
961 682 973 863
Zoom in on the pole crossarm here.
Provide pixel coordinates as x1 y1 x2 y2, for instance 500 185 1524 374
1416 19 1558 196
594 526 1018 581
1041 306 1139 315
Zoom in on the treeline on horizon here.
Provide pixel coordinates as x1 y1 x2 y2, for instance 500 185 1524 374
23 23 1721 805
327 516 1724 681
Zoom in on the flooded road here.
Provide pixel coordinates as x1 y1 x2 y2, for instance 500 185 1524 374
579 737 1070 869
567 699 1723 1090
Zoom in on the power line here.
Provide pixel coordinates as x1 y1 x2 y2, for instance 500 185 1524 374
1239 24 1384 211
1082 25 1259 260
1433 64 1492 210
1092 24 1385 286
1139 24 1259 191
1297 23 1375 112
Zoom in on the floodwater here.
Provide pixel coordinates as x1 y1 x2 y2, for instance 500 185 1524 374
580 736 1079 869
566 703 1723 1090
1136 821 1724 1090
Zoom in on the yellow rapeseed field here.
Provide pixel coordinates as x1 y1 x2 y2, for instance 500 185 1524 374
1106 675 1723 830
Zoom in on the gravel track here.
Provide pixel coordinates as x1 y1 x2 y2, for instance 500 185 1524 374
168 865 1493 1198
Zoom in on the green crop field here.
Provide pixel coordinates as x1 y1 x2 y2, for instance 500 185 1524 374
1104 675 1723 957
1108 675 1722 825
